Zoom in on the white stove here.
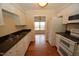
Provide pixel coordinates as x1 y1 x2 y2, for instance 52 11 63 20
58 29 79 56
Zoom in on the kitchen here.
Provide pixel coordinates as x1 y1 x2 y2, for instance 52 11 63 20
0 3 79 56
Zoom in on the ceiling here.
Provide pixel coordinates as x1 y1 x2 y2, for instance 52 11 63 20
16 3 71 12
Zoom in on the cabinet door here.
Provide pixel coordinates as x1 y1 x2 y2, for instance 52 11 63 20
1 3 26 25
4 44 18 56
15 33 31 55
62 5 72 24
18 13 26 25
61 4 79 24
23 32 31 50
59 10 68 24
0 4 4 25
62 15 68 24
58 4 73 24
14 40 25 56
1 4 19 15
4 32 31 56
4 39 26 56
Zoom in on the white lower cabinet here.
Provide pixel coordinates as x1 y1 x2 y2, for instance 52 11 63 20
4 32 31 56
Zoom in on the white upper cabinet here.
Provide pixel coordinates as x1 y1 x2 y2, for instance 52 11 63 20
58 4 79 24
0 4 4 25
1 3 26 25
58 5 72 24
67 4 79 23
1 3 20 15
61 7 71 24
59 11 68 24
16 13 26 25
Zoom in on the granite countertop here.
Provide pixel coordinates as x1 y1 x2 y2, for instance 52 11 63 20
0 29 31 56
56 32 79 44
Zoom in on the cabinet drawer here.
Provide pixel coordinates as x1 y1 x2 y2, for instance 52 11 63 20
4 32 31 56
4 42 25 56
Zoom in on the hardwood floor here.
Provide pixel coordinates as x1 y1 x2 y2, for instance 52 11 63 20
25 34 60 56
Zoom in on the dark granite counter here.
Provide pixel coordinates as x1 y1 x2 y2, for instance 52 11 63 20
57 32 79 44
0 29 31 56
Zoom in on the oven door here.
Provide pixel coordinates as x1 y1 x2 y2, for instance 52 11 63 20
60 36 76 53
58 44 73 56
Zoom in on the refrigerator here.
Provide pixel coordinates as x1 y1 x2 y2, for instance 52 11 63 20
48 17 66 46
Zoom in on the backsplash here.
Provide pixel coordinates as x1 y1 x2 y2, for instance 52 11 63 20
67 23 79 31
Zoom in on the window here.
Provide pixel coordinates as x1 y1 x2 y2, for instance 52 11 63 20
35 22 45 30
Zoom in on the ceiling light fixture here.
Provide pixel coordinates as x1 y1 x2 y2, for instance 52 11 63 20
38 3 48 8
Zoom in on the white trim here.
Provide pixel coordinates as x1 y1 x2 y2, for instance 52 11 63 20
68 20 79 23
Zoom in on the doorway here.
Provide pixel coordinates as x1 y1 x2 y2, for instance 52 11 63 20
34 16 46 44
34 21 45 34
34 16 46 34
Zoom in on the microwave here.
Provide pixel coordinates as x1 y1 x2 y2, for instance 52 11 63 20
68 14 79 23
